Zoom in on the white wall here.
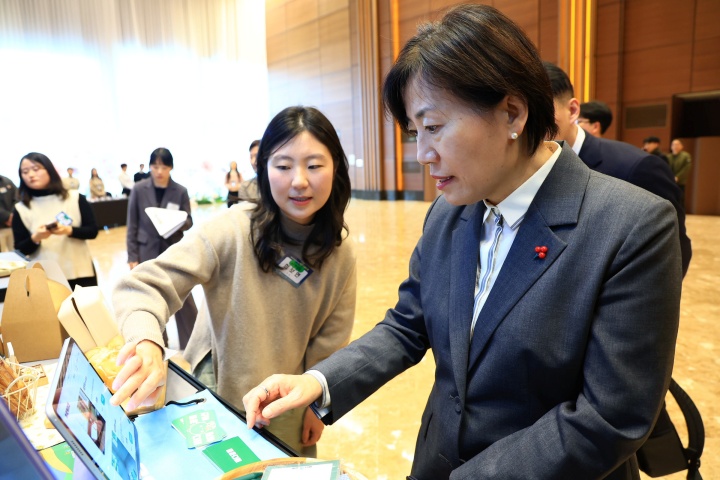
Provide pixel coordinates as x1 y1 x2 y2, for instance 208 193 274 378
0 0 269 200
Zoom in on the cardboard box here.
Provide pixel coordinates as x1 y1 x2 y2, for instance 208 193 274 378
0 263 71 362
57 286 120 353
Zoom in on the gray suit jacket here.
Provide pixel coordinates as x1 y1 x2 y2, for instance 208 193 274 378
315 144 681 479
126 177 193 263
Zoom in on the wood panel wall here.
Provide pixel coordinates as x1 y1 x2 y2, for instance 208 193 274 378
265 0 720 207
265 0 366 190
692 137 720 215
266 0 557 199
593 0 622 140
593 0 720 214
606 0 720 147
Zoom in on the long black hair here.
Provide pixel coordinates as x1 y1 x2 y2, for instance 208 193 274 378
18 152 67 207
251 106 351 272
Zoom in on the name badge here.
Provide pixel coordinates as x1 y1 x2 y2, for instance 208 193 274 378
56 211 73 226
275 255 313 287
166 202 180 211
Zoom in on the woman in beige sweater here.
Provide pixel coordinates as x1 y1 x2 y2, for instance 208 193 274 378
110 106 355 457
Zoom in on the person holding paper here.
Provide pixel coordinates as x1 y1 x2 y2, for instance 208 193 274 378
242 5 681 479
125 147 197 349
110 106 356 457
12 152 99 288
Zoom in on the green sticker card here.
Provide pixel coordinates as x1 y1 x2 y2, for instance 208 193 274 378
171 409 227 449
202 436 262 473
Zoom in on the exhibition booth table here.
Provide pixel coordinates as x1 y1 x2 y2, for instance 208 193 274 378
6 357 367 479
89 197 128 229
13 359 299 479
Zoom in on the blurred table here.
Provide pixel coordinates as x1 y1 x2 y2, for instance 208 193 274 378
89 197 128 228
0 251 27 305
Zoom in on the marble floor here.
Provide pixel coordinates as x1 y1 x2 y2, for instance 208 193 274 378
88 199 718 480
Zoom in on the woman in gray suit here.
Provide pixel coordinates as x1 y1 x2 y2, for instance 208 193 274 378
243 5 682 480
126 147 197 349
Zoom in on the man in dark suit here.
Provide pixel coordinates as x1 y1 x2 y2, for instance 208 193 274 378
544 62 692 276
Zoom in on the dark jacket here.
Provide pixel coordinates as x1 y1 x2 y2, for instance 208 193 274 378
315 144 681 479
579 133 691 276
126 178 192 263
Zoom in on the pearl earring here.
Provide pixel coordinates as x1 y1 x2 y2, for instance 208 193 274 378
510 132 519 140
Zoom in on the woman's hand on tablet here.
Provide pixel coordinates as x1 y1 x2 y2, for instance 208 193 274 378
110 340 166 411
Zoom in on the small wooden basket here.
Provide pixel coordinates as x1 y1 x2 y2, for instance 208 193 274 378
0 359 41 421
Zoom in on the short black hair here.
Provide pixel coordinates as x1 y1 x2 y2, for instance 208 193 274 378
149 148 173 168
249 140 260 151
643 136 661 144
580 101 613 134
121 163 127 168
543 61 574 100
383 4 557 156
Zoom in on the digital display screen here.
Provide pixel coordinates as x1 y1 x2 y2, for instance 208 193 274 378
47 340 139 480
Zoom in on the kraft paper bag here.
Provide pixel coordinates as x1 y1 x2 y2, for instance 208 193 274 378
0 263 71 362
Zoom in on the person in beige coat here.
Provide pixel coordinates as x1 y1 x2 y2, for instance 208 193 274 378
111 107 356 457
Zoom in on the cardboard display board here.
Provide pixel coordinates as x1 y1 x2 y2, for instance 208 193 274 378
1 263 71 362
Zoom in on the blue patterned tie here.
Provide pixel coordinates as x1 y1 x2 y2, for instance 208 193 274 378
471 207 503 336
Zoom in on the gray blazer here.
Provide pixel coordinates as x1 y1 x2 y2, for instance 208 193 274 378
126 177 193 263
314 144 681 480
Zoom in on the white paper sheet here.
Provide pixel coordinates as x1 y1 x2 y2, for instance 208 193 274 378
144 207 188 239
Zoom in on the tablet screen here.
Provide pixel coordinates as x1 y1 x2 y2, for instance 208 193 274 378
0 398 54 480
46 338 140 480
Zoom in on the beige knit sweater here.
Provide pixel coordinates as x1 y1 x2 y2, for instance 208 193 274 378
113 202 357 408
